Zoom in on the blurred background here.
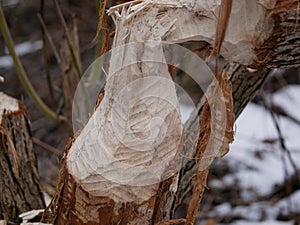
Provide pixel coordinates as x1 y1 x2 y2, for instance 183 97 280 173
0 0 98 190
0 1 299 225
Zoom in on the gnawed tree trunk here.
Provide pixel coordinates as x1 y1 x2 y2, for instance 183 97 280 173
44 0 300 224
0 92 45 223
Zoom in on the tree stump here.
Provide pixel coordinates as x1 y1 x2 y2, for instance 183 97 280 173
0 92 45 223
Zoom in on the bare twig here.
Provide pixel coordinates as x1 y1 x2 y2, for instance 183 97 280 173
269 107 298 216
53 0 82 79
37 13 61 64
261 94 299 177
268 102 299 176
261 93 299 219
270 103 300 126
32 137 62 156
39 1 56 103
53 0 93 119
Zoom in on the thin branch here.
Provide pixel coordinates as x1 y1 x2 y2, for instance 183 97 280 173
37 13 61 64
53 0 93 121
32 137 62 156
261 94 299 177
39 1 56 103
268 101 299 176
0 4 62 123
267 102 298 216
53 0 82 79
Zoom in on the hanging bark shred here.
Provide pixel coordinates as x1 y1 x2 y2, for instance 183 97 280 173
185 68 234 224
206 0 233 66
96 0 109 55
186 0 234 223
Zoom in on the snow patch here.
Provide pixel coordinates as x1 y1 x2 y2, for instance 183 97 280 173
0 40 42 68
223 101 300 199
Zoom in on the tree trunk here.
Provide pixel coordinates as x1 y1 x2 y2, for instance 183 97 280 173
0 92 45 223
44 0 300 224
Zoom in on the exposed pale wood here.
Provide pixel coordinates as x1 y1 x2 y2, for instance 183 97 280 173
45 0 300 224
108 0 274 65
0 93 18 122
174 0 300 211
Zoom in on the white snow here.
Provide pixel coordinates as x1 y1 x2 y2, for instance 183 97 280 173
0 56 13 68
2 0 19 7
272 85 300 122
0 40 42 68
275 190 300 216
205 84 300 225
213 203 232 217
223 100 300 198
4 40 43 56
180 102 194 123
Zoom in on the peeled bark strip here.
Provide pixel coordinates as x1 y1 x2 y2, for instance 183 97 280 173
45 0 300 224
185 68 235 225
0 92 45 223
